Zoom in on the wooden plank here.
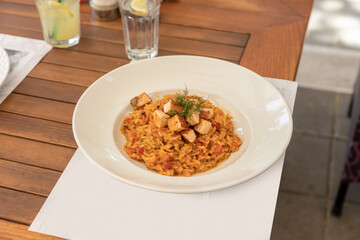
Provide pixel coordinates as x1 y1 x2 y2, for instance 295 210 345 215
0 219 64 240
0 112 76 148
0 94 75 124
0 14 41 32
0 187 46 225
0 1 37 18
160 35 244 62
14 77 87 104
70 37 128 59
29 62 104 87
169 0 308 16
0 134 74 171
0 0 88 13
160 23 249 47
81 24 124 43
1 0 89 12
0 0 34 5
157 49 200 58
160 0 303 33
42 49 129 72
240 21 306 80
0 25 42 40
0 159 61 196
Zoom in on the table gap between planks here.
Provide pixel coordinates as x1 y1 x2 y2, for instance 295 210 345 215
0 0 312 239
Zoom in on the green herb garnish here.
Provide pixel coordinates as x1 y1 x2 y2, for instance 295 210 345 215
168 87 207 120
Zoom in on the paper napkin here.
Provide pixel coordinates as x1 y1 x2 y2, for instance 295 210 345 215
0 34 52 103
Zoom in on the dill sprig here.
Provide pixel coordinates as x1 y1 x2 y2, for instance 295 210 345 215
168 88 207 119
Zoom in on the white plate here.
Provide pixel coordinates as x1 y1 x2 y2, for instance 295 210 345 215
0 47 10 87
73 55 293 193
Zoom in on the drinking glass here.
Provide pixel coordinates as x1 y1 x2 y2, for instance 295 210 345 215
119 0 160 60
35 0 80 48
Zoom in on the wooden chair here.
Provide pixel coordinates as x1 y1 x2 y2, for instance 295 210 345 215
332 69 360 216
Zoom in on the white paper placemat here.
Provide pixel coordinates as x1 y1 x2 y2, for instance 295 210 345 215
0 34 52 103
29 77 297 240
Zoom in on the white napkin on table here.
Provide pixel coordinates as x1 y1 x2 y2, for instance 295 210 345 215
0 34 52 103
29 78 297 240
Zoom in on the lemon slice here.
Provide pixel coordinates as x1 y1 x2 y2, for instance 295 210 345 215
130 0 148 16
47 1 74 17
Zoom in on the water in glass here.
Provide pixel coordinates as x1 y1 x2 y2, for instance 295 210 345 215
120 0 160 60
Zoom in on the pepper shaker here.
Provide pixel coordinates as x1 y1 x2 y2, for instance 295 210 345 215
90 0 120 21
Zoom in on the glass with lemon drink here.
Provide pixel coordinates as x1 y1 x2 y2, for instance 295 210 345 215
119 0 160 60
35 0 80 48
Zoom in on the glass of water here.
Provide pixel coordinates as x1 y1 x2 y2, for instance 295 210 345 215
119 0 160 60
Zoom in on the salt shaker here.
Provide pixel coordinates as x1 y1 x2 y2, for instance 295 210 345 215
90 0 120 21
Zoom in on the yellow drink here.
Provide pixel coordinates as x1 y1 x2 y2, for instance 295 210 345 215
35 0 80 48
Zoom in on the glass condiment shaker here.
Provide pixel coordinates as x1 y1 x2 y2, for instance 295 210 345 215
90 0 120 21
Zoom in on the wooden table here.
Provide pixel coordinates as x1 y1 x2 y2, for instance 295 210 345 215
0 0 312 239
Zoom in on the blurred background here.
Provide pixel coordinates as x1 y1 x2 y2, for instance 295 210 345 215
271 0 360 239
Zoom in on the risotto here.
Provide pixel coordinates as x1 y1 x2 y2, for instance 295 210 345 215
120 90 242 176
